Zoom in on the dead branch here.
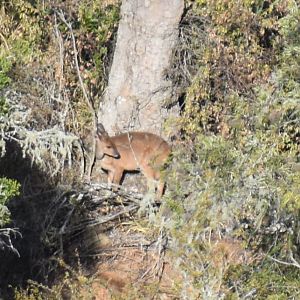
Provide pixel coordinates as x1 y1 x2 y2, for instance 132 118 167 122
269 252 300 270
0 32 9 51
44 182 143 254
56 10 97 182
53 13 70 131
0 228 22 257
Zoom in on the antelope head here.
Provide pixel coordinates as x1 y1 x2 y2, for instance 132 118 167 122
95 123 120 159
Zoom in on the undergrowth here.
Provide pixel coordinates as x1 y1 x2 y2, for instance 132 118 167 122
1 0 300 299
0 0 120 298
161 0 300 298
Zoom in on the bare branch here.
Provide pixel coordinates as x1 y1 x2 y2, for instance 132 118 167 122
0 228 22 257
269 254 300 269
0 32 9 51
56 10 96 182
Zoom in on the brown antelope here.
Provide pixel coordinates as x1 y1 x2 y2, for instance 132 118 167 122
95 123 171 197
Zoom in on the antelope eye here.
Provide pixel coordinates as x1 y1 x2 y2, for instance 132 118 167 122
107 146 112 149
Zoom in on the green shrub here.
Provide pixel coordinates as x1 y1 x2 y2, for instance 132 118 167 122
0 96 9 116
78 0 120 90
79 1 120 39
0 177 20 226
14 259 108 300
225 262 300 299
161 1 300 298
175 0 290 136
0 57 12 90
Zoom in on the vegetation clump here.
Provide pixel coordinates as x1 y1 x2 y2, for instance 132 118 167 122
0 177 20 227
0 0 121 298
0 0 299 299
163 0 300 298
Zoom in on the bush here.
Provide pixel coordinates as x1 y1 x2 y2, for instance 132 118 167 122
0 177 20 226
0 57 12 90
161 1 300 298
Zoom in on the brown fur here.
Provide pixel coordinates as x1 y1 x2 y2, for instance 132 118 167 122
95 123 171 197
95 124 171 197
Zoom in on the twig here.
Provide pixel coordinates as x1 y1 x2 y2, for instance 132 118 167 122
58 206 75 255
56 10 97 182
53 13 71 133
86 182 143 202
65 204 138 238
154 229 168 280
0 32 9 51
55 10 94 116
269 253 300 269
127 132 140 170
241 288 257 299
84 204 138 229
0 228 22 257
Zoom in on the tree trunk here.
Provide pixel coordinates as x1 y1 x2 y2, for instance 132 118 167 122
98 0 184 136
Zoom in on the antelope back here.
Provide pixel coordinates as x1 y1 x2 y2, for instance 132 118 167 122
110 132 170 170
95 123 170 171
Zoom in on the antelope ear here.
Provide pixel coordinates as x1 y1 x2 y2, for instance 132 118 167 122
97 123 108 136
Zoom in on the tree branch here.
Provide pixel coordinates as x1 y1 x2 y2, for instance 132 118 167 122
56 10 96 182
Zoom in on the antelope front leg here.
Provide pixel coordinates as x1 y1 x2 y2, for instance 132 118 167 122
112 169 123 185
107 170 114 184
108 169 123 191
157 180 166 199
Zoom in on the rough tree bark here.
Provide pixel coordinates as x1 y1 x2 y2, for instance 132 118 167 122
98 0 184 136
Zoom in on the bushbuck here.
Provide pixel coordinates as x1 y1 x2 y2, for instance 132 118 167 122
95 123 171 197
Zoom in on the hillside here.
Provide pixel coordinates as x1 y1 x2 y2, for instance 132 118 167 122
0 0 299 299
